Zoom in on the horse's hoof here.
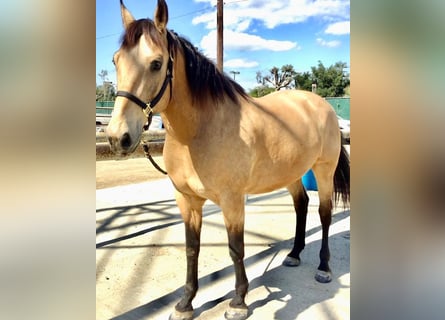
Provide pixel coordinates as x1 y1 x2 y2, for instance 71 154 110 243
315 270 332 283
169 309 194 320
224 306 248 320
282 256 300 267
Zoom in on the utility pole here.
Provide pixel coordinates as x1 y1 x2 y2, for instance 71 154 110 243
230 71 240 80
216 0 223 72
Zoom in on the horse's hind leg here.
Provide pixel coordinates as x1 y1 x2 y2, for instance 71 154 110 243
170 191 205 320
312 163 336 283
283 180 309 267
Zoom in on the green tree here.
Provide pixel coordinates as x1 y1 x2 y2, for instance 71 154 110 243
96 69 116 101
98 69 108 83
96 70 116 101
249 85 275 98
96 82 116 101
294 71 313 91
311 61 349 97
258 64 297 91
96 86 104 101
250 61 349 98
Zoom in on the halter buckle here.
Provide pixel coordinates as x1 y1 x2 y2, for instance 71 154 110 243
143 103 153 117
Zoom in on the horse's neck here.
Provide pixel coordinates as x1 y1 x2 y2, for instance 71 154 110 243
162 103 195 142
162 74 199 143
161 54 239 144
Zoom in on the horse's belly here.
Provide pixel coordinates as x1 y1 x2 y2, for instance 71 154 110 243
244 160 310 194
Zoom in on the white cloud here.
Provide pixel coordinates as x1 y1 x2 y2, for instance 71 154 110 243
191 11 215 29
235 19 251 33
193 0 350 31
200 29 298 58
224 58 259 69
316 38 341 48
325 21 350 35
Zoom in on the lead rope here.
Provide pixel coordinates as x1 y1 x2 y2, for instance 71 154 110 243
141 112 168 175
143 144 168 175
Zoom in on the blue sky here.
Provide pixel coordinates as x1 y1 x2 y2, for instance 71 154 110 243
96 0 350 91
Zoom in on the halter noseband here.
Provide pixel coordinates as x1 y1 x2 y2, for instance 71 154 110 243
116 57 173 129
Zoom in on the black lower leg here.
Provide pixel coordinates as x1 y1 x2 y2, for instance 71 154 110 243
228 232 248 310
317 222 331 273
314 200 333 283
288 190 309 260
176 226 200 313
288 210 308 259
317 202 332 273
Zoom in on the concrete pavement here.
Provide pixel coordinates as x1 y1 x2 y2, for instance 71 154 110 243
96 176 350 319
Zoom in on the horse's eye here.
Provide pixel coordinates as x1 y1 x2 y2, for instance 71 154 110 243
151 60 162 71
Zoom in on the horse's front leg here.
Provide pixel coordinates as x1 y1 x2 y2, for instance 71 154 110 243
170 192 205 320
221 194 249 320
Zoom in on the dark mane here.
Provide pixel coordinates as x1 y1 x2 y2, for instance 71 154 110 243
170 32 248 106
120 19 248 106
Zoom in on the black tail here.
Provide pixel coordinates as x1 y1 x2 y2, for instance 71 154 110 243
334 145 350 207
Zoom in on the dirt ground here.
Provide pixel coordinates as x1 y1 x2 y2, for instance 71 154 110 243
96 156 167 189
96 167 350 320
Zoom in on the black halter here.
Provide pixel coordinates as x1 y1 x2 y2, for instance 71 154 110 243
116 57 173 129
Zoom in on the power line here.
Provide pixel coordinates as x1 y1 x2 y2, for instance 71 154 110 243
170 6 212 20
96 33 120 40
96 0 249 40
225 0 249 5
96 5 214 40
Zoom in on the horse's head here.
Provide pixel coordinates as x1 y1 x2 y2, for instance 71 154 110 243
107 0 171 156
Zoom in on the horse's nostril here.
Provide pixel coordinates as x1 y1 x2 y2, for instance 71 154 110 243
121 132 132 149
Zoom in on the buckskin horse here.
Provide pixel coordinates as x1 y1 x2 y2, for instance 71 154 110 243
106 1 350 319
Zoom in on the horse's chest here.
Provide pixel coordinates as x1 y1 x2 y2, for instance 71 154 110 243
170 169 218 202
164 147 217 199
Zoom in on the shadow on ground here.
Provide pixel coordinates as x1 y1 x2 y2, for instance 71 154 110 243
105 210 350 320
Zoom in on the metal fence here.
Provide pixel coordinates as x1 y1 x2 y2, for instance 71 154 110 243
96 101 114 107
325 97 350 120
96 101 114 115
96 98 350 119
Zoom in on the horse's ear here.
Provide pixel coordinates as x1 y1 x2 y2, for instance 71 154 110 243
154 0 169 33
120 0 135 30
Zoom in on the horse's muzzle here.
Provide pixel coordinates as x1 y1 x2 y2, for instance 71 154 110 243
107 132 137 156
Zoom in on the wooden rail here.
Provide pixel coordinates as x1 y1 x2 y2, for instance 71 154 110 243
96 130 165 161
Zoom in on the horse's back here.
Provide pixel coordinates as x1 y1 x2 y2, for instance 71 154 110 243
251 89 340 152
255 90 336 125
